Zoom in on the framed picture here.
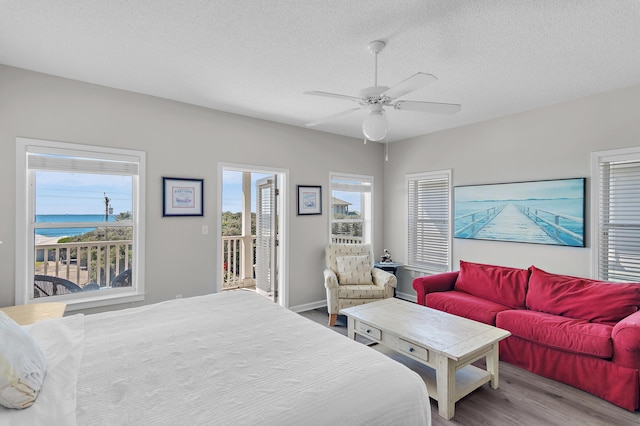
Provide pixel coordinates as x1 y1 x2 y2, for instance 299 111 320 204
454 178 585 247
162 177 204 217
297 185 322 215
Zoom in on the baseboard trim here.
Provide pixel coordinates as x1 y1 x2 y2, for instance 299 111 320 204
289 299 326 313
290 293 416 313
396 291 416 303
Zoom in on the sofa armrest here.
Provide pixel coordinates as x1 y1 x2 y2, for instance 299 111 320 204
323 269 338 289
612 310 640 369
412 271 459 306
371 268 397 289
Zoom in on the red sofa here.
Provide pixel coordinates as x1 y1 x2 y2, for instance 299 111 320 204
412 260 640 411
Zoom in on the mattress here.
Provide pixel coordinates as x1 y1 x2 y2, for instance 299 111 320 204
1 290 430 425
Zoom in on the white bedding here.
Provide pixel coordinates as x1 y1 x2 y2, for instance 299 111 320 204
2 290 430 425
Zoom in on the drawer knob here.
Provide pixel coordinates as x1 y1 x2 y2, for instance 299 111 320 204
409 347 415 353
366 329 371 333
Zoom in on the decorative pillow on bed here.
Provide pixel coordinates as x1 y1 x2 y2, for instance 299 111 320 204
336 255 372 285
0 311 47 409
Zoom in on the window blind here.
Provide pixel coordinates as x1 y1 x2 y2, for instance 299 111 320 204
597 156 640 282
28 153 139 175
407 170 451 273
331 175 372 192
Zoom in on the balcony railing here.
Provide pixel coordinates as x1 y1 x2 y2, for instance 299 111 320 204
37 235 364 295
36 240 132 287
222 235 256 290
331 235 364 244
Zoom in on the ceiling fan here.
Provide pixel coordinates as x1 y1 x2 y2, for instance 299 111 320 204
304 40 461 142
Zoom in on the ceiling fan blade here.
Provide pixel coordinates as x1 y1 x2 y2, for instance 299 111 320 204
382 72 437 100
304 91 363 103
305 107 364 127
393 100 461 114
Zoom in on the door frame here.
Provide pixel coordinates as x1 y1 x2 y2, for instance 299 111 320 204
217 162 289 308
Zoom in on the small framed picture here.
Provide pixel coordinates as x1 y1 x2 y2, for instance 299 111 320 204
162 177 204 217
297 185 322 215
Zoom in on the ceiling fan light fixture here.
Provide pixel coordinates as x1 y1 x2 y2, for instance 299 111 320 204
362 106 388 141
304 40 460 139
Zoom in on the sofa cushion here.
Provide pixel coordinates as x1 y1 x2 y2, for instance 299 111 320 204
526 266 640 323
497 309 614 358
454 261 529 309
426 290 509 325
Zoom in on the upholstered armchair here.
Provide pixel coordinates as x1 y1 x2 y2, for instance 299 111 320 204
324 244 397 326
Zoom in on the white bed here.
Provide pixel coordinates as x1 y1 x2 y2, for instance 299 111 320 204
1 290 431 425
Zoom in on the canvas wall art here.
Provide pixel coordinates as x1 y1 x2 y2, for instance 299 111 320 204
454 178 585 247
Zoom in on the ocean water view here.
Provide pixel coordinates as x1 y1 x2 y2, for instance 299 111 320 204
36 214 116 237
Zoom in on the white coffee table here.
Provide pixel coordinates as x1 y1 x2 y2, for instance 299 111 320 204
341 298 511 420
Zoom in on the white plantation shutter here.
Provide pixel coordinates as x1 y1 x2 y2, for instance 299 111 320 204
255 177 276 296
407 170 451 273
593 148 640 282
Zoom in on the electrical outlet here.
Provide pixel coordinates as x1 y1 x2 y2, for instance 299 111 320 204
175 294 182 299
202 225 208 235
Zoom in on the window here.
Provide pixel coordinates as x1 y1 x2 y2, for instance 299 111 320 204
406 170 451 273
592 147 640 282
16 138 146 310
329 173 372 244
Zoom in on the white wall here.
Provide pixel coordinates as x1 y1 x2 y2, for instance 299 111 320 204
384 84 640 297
4 64 640 309
0 64 386 311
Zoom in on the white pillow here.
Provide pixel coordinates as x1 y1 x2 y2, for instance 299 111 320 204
336 255 372 285
0 310 47 409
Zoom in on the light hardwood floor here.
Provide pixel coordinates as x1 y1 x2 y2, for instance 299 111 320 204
298 308 640 426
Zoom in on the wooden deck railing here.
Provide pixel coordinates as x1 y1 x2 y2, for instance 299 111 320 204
331 235 364 244
36 240 132 287
222 235 256 289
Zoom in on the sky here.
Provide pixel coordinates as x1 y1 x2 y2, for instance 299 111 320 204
222 170 271 213
36 171 133 215
454 178 584 203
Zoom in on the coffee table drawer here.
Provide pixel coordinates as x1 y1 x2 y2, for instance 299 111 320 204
356 320 382 341
399 338 429 362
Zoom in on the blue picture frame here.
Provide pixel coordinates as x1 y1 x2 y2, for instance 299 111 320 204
454 178 585 247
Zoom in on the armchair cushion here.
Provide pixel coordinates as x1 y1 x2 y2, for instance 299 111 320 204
338 285 385 299
336 255 372 285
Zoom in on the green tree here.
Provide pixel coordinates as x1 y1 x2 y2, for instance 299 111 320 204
221 211 256 236
115 211 132 221
331 213 362 237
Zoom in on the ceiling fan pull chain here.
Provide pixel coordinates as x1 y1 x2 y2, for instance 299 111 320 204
385 137 389 161
374 50 378 87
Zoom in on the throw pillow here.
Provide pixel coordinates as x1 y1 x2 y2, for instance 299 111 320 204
336 255 372 285
0 310 48 409
526 265 640 323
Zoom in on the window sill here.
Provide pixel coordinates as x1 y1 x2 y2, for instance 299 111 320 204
62 292 145 312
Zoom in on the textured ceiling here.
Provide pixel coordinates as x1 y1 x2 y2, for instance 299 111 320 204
2 1 640 142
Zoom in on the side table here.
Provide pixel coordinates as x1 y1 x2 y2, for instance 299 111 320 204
374 261 402 276
0 302 66 325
